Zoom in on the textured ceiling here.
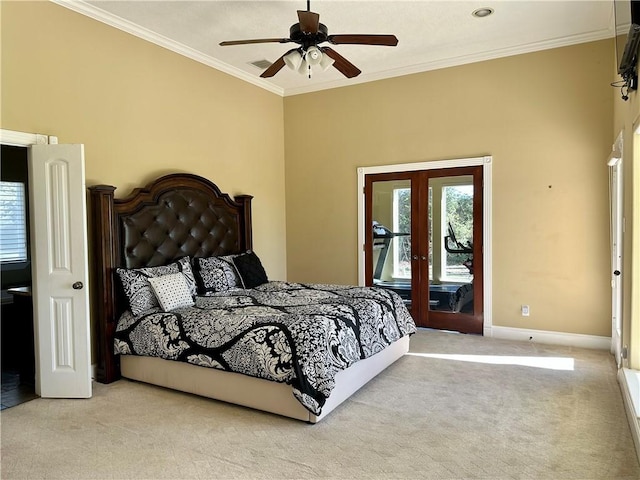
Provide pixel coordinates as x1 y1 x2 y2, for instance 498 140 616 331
55 1 617 96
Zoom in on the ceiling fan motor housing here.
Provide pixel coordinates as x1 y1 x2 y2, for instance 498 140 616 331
290 23 328 48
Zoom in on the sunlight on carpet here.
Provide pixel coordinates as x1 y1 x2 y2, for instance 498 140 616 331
406 352 575 370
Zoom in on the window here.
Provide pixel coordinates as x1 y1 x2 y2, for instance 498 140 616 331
0 181 28 263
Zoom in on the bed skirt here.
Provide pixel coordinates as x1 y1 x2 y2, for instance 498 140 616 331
120 334 410 423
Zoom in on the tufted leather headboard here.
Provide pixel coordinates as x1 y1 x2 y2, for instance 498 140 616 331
89 174 253 383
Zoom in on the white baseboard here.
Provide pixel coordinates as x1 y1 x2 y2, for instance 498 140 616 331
619 368 640 464
488 326 611 350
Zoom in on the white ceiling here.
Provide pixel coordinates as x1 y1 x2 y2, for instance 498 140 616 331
55 1 616 97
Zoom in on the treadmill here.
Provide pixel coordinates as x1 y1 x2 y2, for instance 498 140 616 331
372 222 411 304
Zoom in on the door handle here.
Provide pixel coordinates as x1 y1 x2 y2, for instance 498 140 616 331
72 281 84 290
613 270 621 276
421 256 427 261
413 255 418 260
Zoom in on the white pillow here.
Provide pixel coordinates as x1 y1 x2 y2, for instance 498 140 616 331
148 273 195 311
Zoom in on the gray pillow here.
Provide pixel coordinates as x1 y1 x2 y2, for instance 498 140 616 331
117 257 196 316
194 255 241 293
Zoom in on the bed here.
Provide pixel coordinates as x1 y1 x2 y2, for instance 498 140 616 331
89 173 416 423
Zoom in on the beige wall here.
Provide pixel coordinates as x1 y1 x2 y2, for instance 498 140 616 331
1 2 286 361
284 40 614 337
1 2 620 341
612 49 640 369
1 2 286 276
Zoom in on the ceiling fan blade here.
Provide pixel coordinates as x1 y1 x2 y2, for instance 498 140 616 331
327 34 399 46
260 48 298 78
297 10 320 34
220 38 292 46
260 57 286 78
322 47 361 78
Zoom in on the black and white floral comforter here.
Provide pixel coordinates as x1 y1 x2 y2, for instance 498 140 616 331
114 281 416 415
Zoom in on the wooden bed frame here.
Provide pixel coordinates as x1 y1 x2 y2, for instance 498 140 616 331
88 173 409 423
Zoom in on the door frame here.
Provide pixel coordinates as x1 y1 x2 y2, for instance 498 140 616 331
358 156 493 335
0 129 92 397
1 129 50 395
609 132 624 366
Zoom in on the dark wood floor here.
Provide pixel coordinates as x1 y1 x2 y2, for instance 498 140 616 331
1 370 38 410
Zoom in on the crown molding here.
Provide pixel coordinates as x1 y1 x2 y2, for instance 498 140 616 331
283 28 614 96
50 0 284 96
51 0 612 98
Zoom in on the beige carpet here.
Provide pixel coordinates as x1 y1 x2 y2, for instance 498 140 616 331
1 330 639 480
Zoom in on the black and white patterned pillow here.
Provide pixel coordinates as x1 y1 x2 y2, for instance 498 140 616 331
117 257 196 316
233 251 268 289
148 273 195 311
194 255 241 293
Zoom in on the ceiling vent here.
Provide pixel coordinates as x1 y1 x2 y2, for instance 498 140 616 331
250 59 273 70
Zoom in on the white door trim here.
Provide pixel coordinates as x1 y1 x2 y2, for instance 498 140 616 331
357 156 493 334
609 132 624 366
0 129 49 147
631 121 640 371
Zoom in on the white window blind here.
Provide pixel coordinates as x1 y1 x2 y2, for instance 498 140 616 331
0 181 28 262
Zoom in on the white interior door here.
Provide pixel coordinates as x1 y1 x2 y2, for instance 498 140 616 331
609 135 624 367
28 144 92 398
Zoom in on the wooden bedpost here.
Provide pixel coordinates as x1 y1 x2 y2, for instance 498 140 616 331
88 184 120 383
235 194 253 252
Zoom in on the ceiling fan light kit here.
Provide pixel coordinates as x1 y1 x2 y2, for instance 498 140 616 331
283 50 303 70
284 46 335 78
219 1 398 79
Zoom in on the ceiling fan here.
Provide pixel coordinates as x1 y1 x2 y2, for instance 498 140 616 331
219 1 398 79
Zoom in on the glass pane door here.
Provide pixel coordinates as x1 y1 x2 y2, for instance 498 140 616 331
370 178 412 310
427 175 474 314
365 166 483 333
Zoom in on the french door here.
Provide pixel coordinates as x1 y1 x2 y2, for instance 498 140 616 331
364 166 483 334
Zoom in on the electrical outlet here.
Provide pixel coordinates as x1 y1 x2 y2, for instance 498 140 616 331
521 305 530 316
